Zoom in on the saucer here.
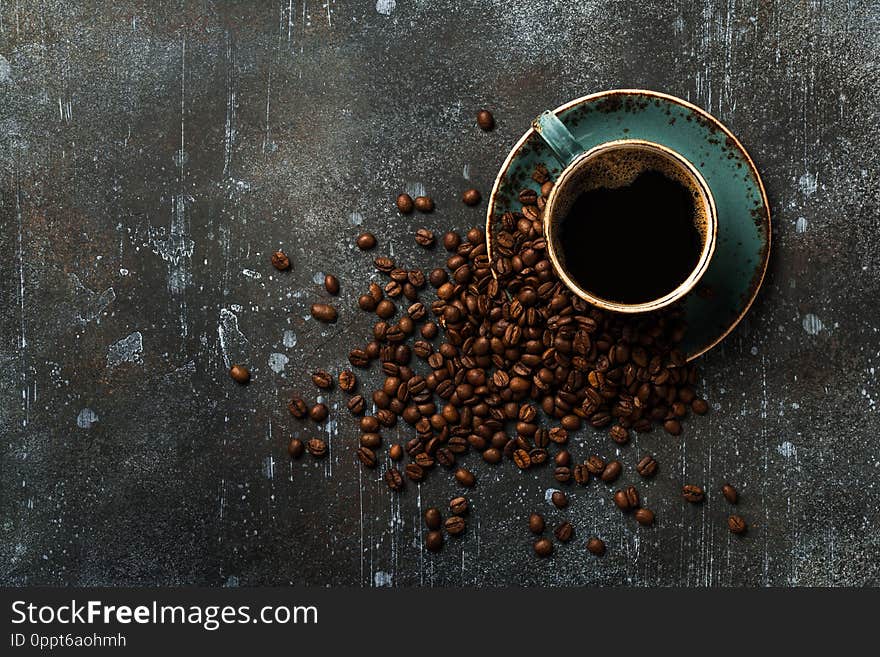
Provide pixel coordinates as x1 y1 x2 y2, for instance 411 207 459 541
486 89 771 360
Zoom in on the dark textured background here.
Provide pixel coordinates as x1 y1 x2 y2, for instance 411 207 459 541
1 0 878 586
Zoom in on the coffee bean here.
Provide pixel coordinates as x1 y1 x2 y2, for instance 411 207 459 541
444 516 466 536
425 530 443 552
428 268 448 288
414 196 434 213
663 419 682 435
415 228 435 247
396 193 414 214
462 188 481 206
229 364 250 384
376 299 396 319
356 232 377 250
513 449 531 469
357 294 377 312
442 231 461 251
573 464 590 485
528 513 545 534
613 490 631 511
360 433 381 449
311 303 337 323
357 446 377 468
625 485 639 507
449 496 469 515
476 109 495 130
309 403 328 422
586 456 605 475
636 455 658 478
533 538 553 557
609 424 629 445
389 444 403 461
586 537 606 556
307 438 327 458
551 491 568 509
455 467 476 487
287 438 304 458
271 250 290 270
691 398 709 415
374 256 394 272
728 514 747 534
311 370 333 389
338 370 356 392
347 394 366 415
634 508 655 526
424 507 442 530
722 483 738 504
532 164 549 184
324 274 340 295
405 463 425 482
600 460 622 483
682 484 705 503
554 522 573 542
288 395 308 418
554 466 571 483
384 467 404 491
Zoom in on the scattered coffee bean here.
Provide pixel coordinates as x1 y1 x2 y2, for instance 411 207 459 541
385 467 404 491
476 109 495 130
600 460 622 483
389 444 403 461
271 250 290 270
722 483 739 504
357 294 377 312
424 507 442 530
634 508 655 526
613 490 631 511
533 538 553 557
692 398 709 415
586 456 606 475
636 455 658 478
449 496 469 515
376 299 396 319
455 467 476 488
347 394 366 415
309 403 329 422
462 188 481 206
425 530 443 552
338 370 356 392
528 513 545 534
356 232 377 250
414 196 434 213
307 438 327 458
551 491 568 509
324 274 340 295
554 522 573 542
609 424 629 445
415 228 435 247
288 395 308 418
728 514 747 534
357 446 377 468
287 438 304 459
625 485 639 507
396 193 414 214
442 231 461 251
683 484 705 503
229 364 250 384
444 516 466 536
586 537 606 556
311 370 333 389
311 303 337 323
573 464 590 485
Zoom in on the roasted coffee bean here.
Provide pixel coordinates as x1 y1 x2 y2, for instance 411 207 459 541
311 303 337 323
414 196 434 213
425 530 443 552
360 433 381 449
357 446 377 468
528 513 545 534
385 467 404 491
613 490 631 511
356 232 377 250
476 109 495 130
444 516 466 536
376 299 396 319
323 274 340 295
692 398 709 415
555 450 571 467
396 193 414 214
287 438 304 459
309 403 329 422
634 508 655 526
455 467 476 487
513 449 531 469
482 448 502 464
609 424 629 445
586 537 606 556
600 460 622 483
663 419 682 435
532 164 549 184
347 394 366 415
682 485 705 503
443 231 461 251
573 464 590 485
229 364 250 384
728 514 747 534
311 370 333 389
554 522 573 542
415 228 435 247
338 370 356 392
586 456 606 475
374 256 395 272
348 348 369 368
361 416 380 432
449 496 469 515
551 491 568 509
271 250 290 270
288 395 308 418
625 486 640 507
533 538 553 557
554 466 571 483
428 268 448 287
722 483 739 504
425 507 442 530
462 188 482 206
358 294 377 312
405 463 425 482
307 438 327 458
636 455 658 478
389 444 403 461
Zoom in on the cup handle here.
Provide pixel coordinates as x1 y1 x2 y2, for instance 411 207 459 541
532 110 583 167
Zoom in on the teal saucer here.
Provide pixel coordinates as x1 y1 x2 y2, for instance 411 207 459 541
486 89 771 360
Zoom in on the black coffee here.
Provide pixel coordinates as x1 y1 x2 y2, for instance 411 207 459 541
556 153 704 304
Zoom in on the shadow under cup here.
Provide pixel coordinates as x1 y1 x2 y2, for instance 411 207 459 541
544 140 717 314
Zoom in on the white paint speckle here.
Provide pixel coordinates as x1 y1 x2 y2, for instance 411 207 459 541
462 164 471 179
798 172 817 197
242 268 262 280
778 441 797 459
795 216 808 233
0 55 11 83
268 352 289 373
282 330 298 348
107 331 144 368
376 0 396 16
218 308 249 368
349 212 364 226
312 271 325 285
76 408 98 429
374 571 393 586
802 313 824 335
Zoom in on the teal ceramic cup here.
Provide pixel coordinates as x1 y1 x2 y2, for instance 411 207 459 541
533 112 718 314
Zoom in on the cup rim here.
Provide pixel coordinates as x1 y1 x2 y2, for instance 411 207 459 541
543 138 718 314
